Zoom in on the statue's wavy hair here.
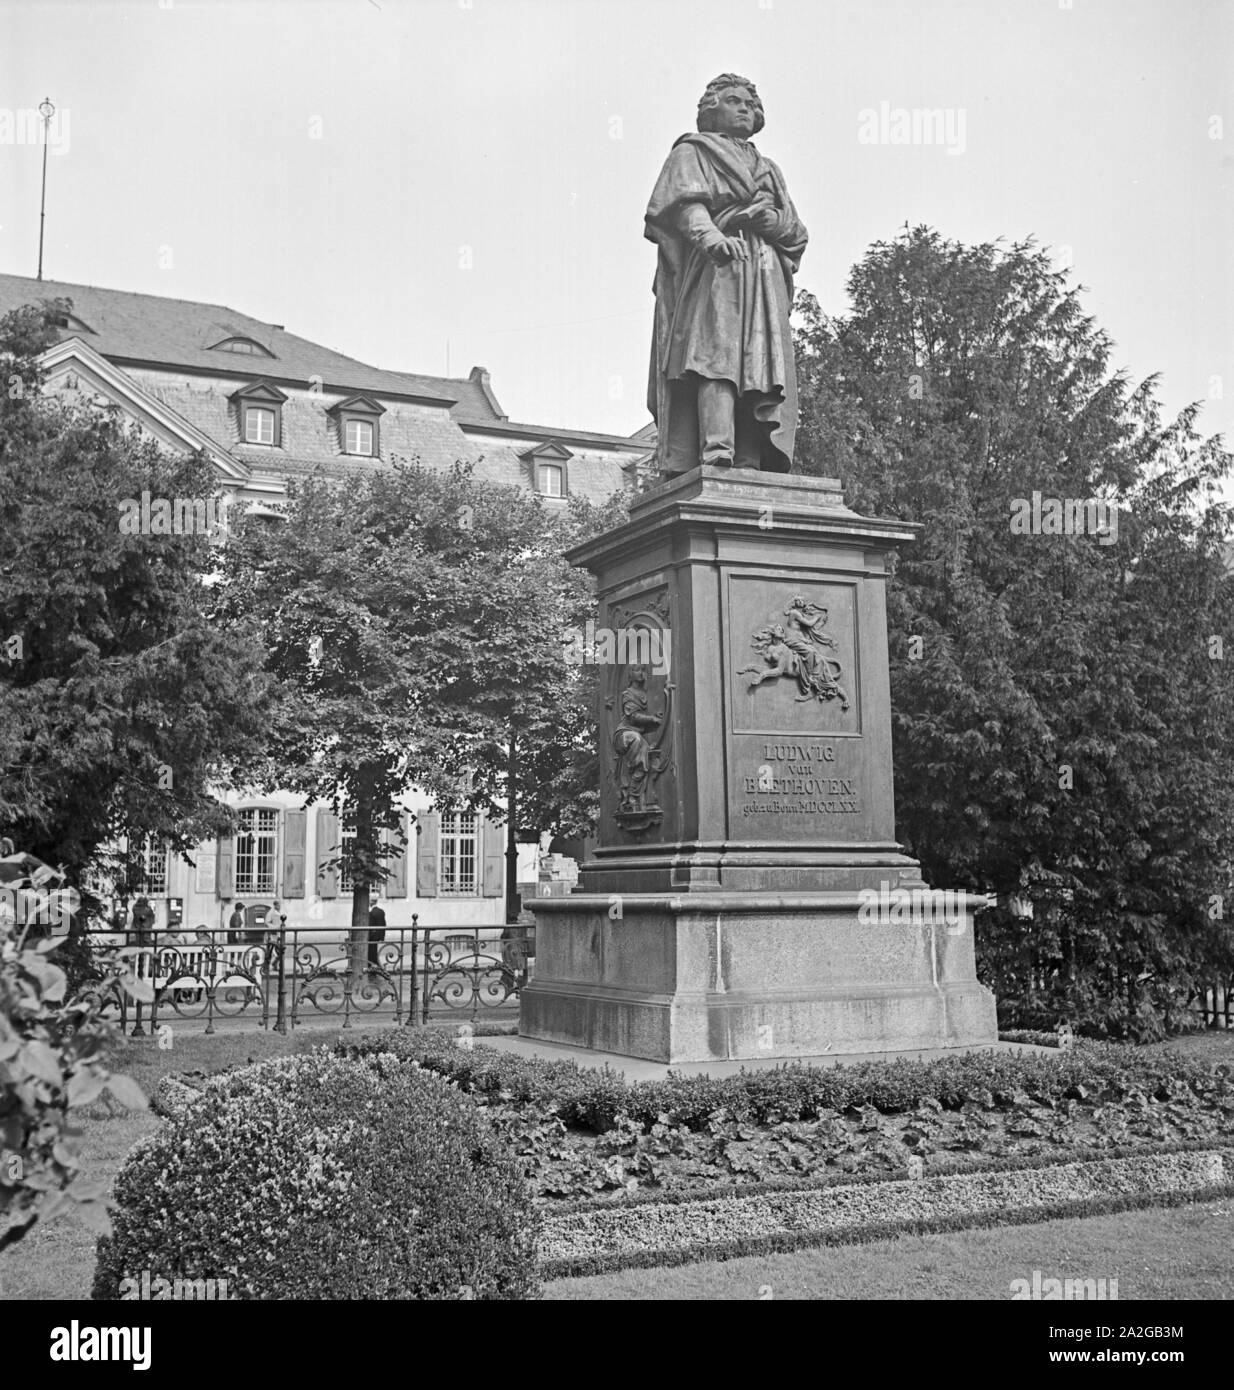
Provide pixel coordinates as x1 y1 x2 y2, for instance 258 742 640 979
696 73 765 135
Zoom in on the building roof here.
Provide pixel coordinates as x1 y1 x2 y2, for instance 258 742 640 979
0 272 504 421
464 418 652 452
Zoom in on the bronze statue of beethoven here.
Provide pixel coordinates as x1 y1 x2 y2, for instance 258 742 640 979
645 74 808 475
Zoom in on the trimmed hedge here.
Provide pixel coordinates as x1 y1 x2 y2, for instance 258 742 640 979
93 1049 540 1300
336 1029 1233 1133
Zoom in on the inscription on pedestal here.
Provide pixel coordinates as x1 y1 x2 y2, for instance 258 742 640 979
737 741 864 821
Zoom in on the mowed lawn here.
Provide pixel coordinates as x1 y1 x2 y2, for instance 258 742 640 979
542 1198 1234 1300
2 1026 1232 1301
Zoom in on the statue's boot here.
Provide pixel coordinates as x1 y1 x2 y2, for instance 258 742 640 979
698 378 737 467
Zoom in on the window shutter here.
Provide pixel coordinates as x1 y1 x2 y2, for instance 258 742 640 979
481 816 504 898
416 813 439 898
385 813 408 898
216 833 234 899
316 809 339 899
283 809 307 898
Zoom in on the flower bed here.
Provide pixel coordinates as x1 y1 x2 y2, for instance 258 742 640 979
337 1029 1228 1126
334 1031 1234 1205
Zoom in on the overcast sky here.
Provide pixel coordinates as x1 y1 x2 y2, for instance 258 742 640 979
2 0 1231 451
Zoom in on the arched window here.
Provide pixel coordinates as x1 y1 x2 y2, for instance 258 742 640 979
209 336 276 358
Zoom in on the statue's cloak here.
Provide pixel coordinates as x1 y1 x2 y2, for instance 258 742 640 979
644 132 808 472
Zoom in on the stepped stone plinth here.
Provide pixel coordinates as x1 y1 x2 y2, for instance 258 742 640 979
519 467 998 1063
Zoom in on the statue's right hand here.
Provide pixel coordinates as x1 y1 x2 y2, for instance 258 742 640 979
708 235 749 265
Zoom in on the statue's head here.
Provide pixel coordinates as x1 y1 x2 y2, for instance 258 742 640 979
696 73 764 137
628 663 647 685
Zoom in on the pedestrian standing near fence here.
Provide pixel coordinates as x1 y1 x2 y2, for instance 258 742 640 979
131 895 155 945
265 898 286 947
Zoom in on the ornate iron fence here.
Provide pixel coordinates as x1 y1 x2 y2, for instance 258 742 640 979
72 920 533 1035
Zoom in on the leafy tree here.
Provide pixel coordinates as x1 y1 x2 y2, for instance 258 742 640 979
795 227 1234 1037
468 487 629 911
217 461 619 935
0 301 271 892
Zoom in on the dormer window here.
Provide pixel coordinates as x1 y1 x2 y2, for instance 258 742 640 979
519 440 573 498
328 394 385 459
229 380 287 448
210 336 276 358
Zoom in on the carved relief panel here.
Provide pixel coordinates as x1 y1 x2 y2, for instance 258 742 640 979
600 589 675 838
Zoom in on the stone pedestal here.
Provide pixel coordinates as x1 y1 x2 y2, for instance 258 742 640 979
519 467 998 1062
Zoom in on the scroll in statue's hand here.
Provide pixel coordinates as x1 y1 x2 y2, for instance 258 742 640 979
748 206 780 235
728 192 778 237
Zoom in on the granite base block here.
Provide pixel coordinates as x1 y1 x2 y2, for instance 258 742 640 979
518 893 999 1064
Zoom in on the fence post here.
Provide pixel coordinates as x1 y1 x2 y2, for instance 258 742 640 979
471 924 482 1025
392 923 405 1027
420 920 431 1026
203 943 217 1036
273 919 288 1033
148 931 162 1039
289 927 301 1029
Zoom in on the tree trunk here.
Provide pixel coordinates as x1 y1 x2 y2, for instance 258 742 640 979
505 732 521 924
349 795 373 982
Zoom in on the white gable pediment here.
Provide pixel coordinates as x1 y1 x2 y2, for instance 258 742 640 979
38 337 252 485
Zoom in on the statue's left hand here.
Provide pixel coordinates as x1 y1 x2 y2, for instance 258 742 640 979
707 235 749 264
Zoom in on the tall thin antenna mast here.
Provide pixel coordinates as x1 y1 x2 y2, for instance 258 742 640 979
36 97 55 281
